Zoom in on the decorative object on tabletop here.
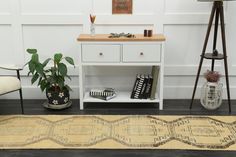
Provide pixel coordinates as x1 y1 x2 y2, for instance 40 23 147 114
25 49 75 109
90 14 96 36
112 0 132 14
200 70 223 110
109 32 136 38
144 30 153 37
89 88 116 101
144 30 148 37
148 30 153 37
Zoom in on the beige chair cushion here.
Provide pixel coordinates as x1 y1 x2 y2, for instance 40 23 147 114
0 77 21 95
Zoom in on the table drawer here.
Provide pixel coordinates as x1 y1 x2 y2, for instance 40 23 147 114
82 44 121 62
123 44 161 62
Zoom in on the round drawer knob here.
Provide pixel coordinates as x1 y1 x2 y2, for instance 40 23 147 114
99 52 103 56
140 52 144 56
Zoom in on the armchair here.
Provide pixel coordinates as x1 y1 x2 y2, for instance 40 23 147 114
0 65 24 114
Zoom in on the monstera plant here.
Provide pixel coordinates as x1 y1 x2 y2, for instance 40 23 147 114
26 49 75 109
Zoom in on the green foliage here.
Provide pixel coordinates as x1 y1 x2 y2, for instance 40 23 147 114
25 49 75 92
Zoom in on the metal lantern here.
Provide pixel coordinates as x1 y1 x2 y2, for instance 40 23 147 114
201 82 223 110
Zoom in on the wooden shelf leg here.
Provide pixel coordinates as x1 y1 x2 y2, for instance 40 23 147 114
211 5 220 72
219 3 231 113
79 65 84 110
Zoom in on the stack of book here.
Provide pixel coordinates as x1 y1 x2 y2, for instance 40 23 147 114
89 88 116 101
130 66 159 100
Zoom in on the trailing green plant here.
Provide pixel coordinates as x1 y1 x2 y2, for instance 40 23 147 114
25 49 75 92
204 70 221 82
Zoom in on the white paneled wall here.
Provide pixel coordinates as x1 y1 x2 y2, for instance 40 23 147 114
20 0 86 14
0 0 235 99
165 0 211 13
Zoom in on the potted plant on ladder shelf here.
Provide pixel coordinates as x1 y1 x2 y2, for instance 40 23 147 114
25 49 75 109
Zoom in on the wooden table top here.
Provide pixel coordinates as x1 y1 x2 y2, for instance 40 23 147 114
77 34 166 42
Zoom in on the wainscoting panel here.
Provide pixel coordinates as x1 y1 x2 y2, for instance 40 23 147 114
0 0 11 15
165 0 211 14
0 0 235 99
20 0 87 14
22 25 82 65
164 24 224 76
0 25 16 64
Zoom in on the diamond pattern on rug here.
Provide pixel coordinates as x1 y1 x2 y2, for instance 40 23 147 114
0 115 236 150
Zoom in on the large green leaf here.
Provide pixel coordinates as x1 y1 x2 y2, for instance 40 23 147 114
31 73 39 84
35 63 44 76
54 53 63 63
58 63 67 76
37 77 42 86
65 57 75 66
40 80 50 92
42 58 51 67
28 62 35 73
27 49 37 54
32 53 39 63
40 80 47 92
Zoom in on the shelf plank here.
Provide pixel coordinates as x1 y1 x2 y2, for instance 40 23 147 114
83 92 160 103
203 53 224 60
77 34 166 42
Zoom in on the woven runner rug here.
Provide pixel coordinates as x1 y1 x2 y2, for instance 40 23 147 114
0 115 236 150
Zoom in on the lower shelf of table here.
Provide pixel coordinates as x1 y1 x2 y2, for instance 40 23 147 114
83 91 160 103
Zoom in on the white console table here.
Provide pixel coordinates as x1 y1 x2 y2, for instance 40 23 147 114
77 34 165 110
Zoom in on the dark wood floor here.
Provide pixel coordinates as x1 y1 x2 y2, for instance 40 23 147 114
0 99 235 157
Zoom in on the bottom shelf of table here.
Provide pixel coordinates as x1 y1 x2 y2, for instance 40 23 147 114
83 91 160 103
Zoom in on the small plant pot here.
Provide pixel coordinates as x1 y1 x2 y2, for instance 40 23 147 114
46 88 70 109
200 81 223 110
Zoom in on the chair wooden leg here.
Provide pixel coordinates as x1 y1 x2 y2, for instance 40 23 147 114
19 88 24 114
16 70 24 114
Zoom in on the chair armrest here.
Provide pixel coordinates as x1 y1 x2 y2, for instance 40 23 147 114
0 65 23 71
